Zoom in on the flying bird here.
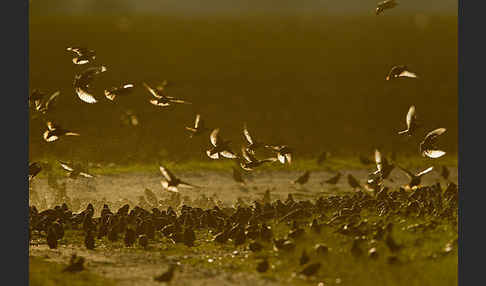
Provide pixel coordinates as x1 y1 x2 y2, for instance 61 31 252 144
398 105 419 136
59 161 94 179
206 129 238 160
347 174 362 189
293 171 311 185
104 83 134 101
376 0 398 15
73 65 107 104
30 90 59 115
143 82 191 107
29 162 42 181
243 123 264 154
385 65 418 81
159 165 197 193
373 149 395 180
420 128 447 158
397 165 434 188
321 172 341 185
240 146 276 171
66 46 96 65
185 114 209 138
265 145 293 164
43 121 80 142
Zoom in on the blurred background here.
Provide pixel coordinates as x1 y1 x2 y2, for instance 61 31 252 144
29 0 457 164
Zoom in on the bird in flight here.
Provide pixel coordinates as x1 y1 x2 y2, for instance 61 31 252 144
385 65 418 81
398 105 419 136
73 65 107 104
29 162 42 182
206 128 238 160
376 0 399 15
243 123 264 155
143 82 191 107
159 165 198 193
397 165 434 189
104 83 134 101
265 145 293 164
420 128 447 158
59 161 94 179
185 114 209 138
43 121 80 142
66 46 96 65
239 146 276 171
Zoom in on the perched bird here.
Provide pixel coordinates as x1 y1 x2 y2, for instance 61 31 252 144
66 46 96 65
232 166 246 185
420 128 447 158
73 65 107 104
32 90 59 115
206 129 238 160
373 149 395 180
440 165 450 180
376 0 398 15
154 264 176 282
256 258 269 273
265 145 293 164
240 146 277 171
62 254 85 273
293 171 311 186
104 83 134 101
316 151 331 165
385 65 418 81
43 121 80 142
59 161 94 179
397 166 434 188
299 262 321 277
159 165 197 193
321 172 341 185
185 114 208 138
29 162 42 181
347 174 362 189
243 123 264 154
398 105 419 136
143 82 191 107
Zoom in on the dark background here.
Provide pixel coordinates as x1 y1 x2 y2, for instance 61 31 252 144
29 1 457 163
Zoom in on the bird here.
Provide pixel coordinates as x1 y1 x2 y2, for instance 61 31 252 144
292 171 311 185
299 250 310 265
373 149 395 180
347 174 362 189
66 46 96 65
420 128 447 158
43 121 80 142
299 262 321 277
321 172 341 185
376 0 398 15
256 258 269 273
239 146 277 171
143 82 191 107
232 166 246 185
154 264 176 282
206 129 238 160
73 65 107 104
398 105 419 136
31 90 59 115
440 165 450 180
385 65 418 81
29 162 42 181
159 165 198 193
104 83 134 101
59 161 94 179
397 165 434 188
265 145 293 164
316 151 331 165
62 254 85 273
243 123 264 154
29 89 46 107
185 114 209 138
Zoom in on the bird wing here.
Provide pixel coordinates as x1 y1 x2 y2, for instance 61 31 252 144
406 105 415 129
423 149 446 159
375 149 382 172
194 114 201 128
159 165 175 181
243 123 254 145
399 70 418 78
221 150 238 159
46 121 57 131
277 153 286 164
285 153 292 164
143 82 162 99
169 99 191 104
210 129 220 146
241 147 253 162
59 161 74 172
416 166 434 177
149 99 170 107
75 87 98 104
206 150 220 159
79 172 94 178
424 128 447 142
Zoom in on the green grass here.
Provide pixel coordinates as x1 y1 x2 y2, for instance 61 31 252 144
29 257 116 286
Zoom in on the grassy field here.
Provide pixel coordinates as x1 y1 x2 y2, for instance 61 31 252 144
29 13 457 164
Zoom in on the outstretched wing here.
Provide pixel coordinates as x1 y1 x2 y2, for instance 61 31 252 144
375 149 382 172
143 82 162 99
243 123 253 145
406 105 415 129
194 114 201 128
159 165 176 181
210 129 220 147
75 87 97 104
399 70 418 79
221 150 238 159
416 166 434 177
59 161 74 172
79 172 94 178
424 128 447 142
423 149 446 159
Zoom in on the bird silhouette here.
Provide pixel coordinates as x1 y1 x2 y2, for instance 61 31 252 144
321 172 341 185
159 165 198 193
73 65 107 104
397 165 434 188
104 83 134 101
66 46 96 65
143 82 191 107
185 114 209 138
243 123 264 154
398 105 419 136
240 146 277 171
206 129 238 160
265 145 293 164
293 171 311 186
420 128 447 158
347 174 362 189
376 0 399 15
385 65 418 80
29 162 42 181
154 264 176 282
43 121 80 142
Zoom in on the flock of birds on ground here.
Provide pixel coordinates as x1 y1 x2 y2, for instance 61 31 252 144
29 1 457 283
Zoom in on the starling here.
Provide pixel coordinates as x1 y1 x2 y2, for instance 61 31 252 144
185 114 209 138
256 258 269 273
206 128 238 159
62 254 85 273
397 165 434 188
29 162 42 182
347 174 362 189
368 247 379 259
243 123 264 154
59 161 94 179
73 65 107 104
398 105 419 136
232 167 246 185
154 264 176 282
385 65 418 80
143 82 191 107
420 128 447 158
299 262 321 277
43 121 80 142
240 146 277 171
440 165 450 180
265 145 293 164
292 171 310 186
104 83 134 101
373 149 395 180
32 90 59 114
139 234 149 248
322 172 341 185
66 46 96 65
376 0 399 15
159 165 198 193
